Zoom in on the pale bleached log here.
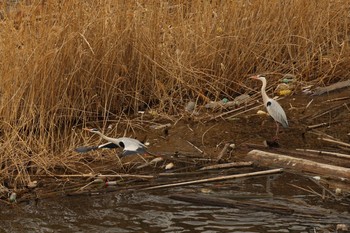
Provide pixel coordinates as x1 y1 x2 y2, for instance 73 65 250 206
246 150 350 180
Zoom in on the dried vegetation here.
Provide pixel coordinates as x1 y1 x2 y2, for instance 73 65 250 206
0 0 350 191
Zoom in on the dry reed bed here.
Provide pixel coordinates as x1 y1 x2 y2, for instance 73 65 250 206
0 0 350 190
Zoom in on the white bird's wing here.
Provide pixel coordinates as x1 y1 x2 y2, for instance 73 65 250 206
266 99 288 128
98 142 119 149
118 137 147 156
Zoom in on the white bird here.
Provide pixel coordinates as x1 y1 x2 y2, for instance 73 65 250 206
250 75 288 140
75 128 147 156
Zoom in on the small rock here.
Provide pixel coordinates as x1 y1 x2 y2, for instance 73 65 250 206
257 110 268 116
335 188 342 195
93 178 104 184
27 181 38 189
165 162 174 170
233 94 251 106
336 224 349 231
150 157 164 164
9 192 16 203
150 123 171 130
229 143 235 149
200 188 213 194
185 101 196 113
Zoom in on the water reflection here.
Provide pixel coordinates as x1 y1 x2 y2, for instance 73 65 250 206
0 174 348 233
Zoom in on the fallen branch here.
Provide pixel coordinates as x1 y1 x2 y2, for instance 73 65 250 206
169 194 294 215
208 101 257 121
326 96 350 102
246 150 350 180
186 140 204 154
141 168 283 191
319 137 350 148
216 143 230 162
296 149 350 160
312 79 350 96
200 162 253 171
301 101 348 121
33 173 155 179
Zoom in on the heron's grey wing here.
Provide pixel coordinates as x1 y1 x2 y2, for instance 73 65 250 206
75 142 118 153
118 138 147 156
122 147 147 156
98 142 119 149
266 99 288 128
75 146 98 153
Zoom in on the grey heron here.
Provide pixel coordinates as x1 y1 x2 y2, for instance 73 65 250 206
75 128 147 156
250 75 289 140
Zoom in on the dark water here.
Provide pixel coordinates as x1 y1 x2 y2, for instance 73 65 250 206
0 173 349 233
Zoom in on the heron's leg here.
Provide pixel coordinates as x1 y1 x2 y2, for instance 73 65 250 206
273 122 280 141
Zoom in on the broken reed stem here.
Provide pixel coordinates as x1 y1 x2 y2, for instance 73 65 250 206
307 120 343 130
169 194 294 215
209 101 257 121
200 162 253 171
302 101 348 121
296 149 350 160
186 140 204 154
216 143 230 162
33 173 155 179
319 137 350 148
141 168 283 191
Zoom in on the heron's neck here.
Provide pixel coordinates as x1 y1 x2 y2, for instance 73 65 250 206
260 78 269 105
95 132 117 143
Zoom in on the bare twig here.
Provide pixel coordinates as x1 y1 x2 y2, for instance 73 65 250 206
216 143 230 162
33 173 154 179
307 120 343 130
186 140 204 154
141 168 283 191
296 148 350 160
319 137 350 148
200 162 253 171
326 96 350 102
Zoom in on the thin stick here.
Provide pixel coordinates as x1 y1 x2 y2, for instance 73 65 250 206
141 168 283 191
225 103 262 120
307 122 329 130
305 99 314 109
319 137 350 148
216 143 230 161
200 162 253 171
307 120 343 130
186 140 204 154
296 149 350 160
326 96 350 102
301 102 348 121
208 101 257 121
33 173 154 179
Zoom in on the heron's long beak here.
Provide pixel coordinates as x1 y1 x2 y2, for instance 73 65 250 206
83 128 91 131
249 75 258 80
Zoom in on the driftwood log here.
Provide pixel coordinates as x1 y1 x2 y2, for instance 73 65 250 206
169 194 294 215
142 168 283 191
312 79 350 96
246 150 350 180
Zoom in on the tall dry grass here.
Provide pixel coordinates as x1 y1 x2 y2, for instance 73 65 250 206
0 0 350 188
